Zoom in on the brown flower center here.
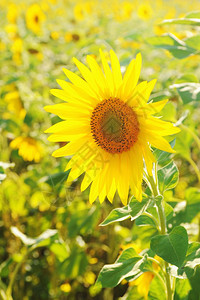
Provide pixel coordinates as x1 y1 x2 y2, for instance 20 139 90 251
90 98 139 154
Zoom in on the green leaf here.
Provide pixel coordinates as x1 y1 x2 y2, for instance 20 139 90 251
170 82 200 104
147 33 196 59
170 188 200 227
185 35 200 51
164 202 174 222
129 196 152 220
185 11 200 19
183 242 200 278
42 171 70 187
148 273 166 300
11 227 58 248
176 74 199 84
60 247 88 279
150 226 188 268
116 247 138 262
174 130 193 159
0 258 13 278
135 215 157 227
49 241 69 262
96 255 144 288
158 161 179 193
100 205 131 226
188 267 200 300
100 196 151 226
68 206 100 237
162 18 200 26
174 279 191 300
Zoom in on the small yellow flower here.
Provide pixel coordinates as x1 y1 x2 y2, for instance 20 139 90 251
10 137 42 162
138 3 153 20
45 50 180 205
74 3 84 21
4 90 26 119
11 37 23 65
83 271 96 286
51 31 60 40
5 24 18 40
65 33 73 43
25 4 46 34
60 283 71 293
7 3 18 24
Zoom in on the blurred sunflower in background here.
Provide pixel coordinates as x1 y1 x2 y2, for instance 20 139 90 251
45 50 180 205
25 3 46 34
10 136 42 162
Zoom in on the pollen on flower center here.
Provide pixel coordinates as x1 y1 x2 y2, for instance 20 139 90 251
90 98 139 154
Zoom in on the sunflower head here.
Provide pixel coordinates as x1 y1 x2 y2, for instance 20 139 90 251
26 4 46 34
45 50 180 205
10 137 42 162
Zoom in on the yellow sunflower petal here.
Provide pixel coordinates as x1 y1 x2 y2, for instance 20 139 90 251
86 55 109 98
99 186 107 203
110 49 122 90
56 80 95 107
52 136 88 157
147 134 176 153
107 180 116 203
44 104 91 120
99 49 115 96
147 99 168 115
122 52 142 100
73 57 102 98
63 68 98 100
45 120 89 133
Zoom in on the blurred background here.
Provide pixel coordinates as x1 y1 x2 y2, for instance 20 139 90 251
0 0 200 299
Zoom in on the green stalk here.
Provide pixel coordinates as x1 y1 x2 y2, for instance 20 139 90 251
186 156 200 183
6 251 28 300
147 170 173 300
180 124 200 151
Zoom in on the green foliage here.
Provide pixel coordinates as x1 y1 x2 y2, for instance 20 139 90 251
158 161 179 193
150 226 188 268
96 248 145 288
100 196 152 226
171 83 200 104
147 33 196 58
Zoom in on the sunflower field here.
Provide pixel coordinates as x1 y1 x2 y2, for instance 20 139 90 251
1 0 200 299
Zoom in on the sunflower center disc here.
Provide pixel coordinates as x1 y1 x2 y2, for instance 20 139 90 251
90 98 139 154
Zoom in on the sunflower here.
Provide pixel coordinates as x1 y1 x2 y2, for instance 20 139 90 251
10 137 42 162
25 4 45 34
44 50 180 205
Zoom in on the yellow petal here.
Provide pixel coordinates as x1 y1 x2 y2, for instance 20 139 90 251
63 68 98 100
110 49 122 91
44 104 91 120
73 57 102 98
122 53 142 100
89 175 100 204
45 120 89 133
52 135 88 157
86 55 109 98
147 134 176 153
99 49 115 96
147 99 168 115
56 80 95 107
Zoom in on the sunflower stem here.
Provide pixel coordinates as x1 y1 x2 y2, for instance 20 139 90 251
147 169 173 300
